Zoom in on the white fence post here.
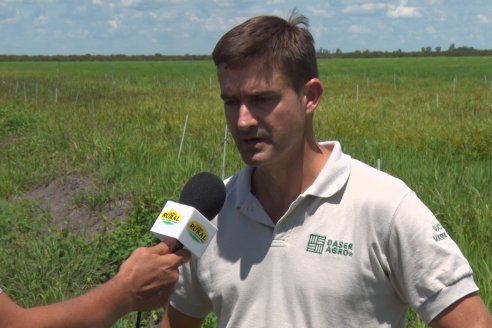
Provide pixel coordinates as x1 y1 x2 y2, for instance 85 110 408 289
177 113 189 161
221 125 228 179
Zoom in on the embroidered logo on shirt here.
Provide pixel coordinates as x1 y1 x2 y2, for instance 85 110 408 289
432 223 449 242
306 234 326 254
306 234 353 256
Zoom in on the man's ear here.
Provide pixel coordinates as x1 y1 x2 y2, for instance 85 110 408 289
303 78 323 115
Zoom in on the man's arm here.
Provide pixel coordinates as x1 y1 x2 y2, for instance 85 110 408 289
430 293 492 328
0 242 190 328
160 305 204 328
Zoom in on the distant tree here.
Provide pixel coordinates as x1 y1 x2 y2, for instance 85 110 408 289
448 43 456 52
455 46 476 52
435 46 441 53
316 48 331 58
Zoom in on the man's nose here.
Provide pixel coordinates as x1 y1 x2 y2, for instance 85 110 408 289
237 103 257 129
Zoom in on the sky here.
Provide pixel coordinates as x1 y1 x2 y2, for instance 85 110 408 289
1 0 491 56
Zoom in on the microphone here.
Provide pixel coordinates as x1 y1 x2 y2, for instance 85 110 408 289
140 172 226 328
150 172 226 257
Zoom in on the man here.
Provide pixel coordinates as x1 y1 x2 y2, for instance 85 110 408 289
160 12 492 328
0 240 190 327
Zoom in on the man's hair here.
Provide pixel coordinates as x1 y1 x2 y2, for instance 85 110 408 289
212 10 318 92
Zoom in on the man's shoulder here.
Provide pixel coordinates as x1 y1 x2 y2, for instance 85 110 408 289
344 158 414 215
350 158 410 191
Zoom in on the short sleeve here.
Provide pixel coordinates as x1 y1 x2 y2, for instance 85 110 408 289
170 256 213 318
387 192 478 324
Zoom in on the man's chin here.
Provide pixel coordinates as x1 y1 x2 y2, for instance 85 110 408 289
240 153 267 167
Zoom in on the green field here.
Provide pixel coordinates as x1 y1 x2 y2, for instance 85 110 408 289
0 57 491 327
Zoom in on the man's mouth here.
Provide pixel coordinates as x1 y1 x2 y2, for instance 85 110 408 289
241 137 265 146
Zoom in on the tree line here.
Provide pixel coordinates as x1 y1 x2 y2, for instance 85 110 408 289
0 53 210 62
316 44 492 59
0 44 490 61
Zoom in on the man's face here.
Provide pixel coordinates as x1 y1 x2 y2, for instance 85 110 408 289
218 64 308 168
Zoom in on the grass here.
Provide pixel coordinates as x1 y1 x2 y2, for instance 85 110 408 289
0 56 491 327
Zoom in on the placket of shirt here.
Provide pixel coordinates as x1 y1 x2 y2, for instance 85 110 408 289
271 196 306 247
239 194 274 226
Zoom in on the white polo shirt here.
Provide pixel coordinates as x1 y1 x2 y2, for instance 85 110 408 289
170 141 478 328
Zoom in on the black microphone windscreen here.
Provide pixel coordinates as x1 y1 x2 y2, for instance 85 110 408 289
179 172 226 221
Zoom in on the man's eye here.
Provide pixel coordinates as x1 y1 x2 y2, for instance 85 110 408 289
223 99 239 107
254 96 275 105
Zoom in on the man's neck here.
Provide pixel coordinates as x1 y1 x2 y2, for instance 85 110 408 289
251 143 331 223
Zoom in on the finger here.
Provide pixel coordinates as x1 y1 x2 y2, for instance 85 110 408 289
162 250 192 268
161 237 179 251
150 241 173 255
174 249 192 264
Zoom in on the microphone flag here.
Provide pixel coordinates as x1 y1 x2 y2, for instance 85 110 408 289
151 200 218 257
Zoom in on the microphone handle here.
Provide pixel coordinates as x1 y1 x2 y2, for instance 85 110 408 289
172 240 184 252
135 240 183 328
135 311 142 328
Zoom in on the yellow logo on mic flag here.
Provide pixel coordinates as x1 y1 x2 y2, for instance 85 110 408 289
160 210 181 225
187 221 208 243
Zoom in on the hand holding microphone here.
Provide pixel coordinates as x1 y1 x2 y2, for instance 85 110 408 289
116 241 190 312
151 172 226 257
135 172 225 327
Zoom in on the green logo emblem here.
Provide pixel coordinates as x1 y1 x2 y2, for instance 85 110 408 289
306 234 326 254
306 234 354 257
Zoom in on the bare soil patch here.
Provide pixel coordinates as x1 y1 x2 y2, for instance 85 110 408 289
25 175 132 240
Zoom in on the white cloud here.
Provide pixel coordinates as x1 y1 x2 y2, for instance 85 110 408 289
67 29 89 39
387 1 423 18
477 14 490 24
2 0 58 3
33 15 48 27
148 10 178 21
426 0 444 5
341 1 424 18
339 0 378 4
0 16 19 24
433 9 447 22
311 23 330 41
425 25 437 37
92 0 102 5
343 3 387 15
0 8 21 24
49 28 89 42
349 24 370 33
188 13 230 32
121 0 141 7
108 18 120 32
306 5 335 18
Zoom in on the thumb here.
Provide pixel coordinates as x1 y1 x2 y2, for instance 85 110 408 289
149 240 176 255
152 237 183 254
161 237 179 251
